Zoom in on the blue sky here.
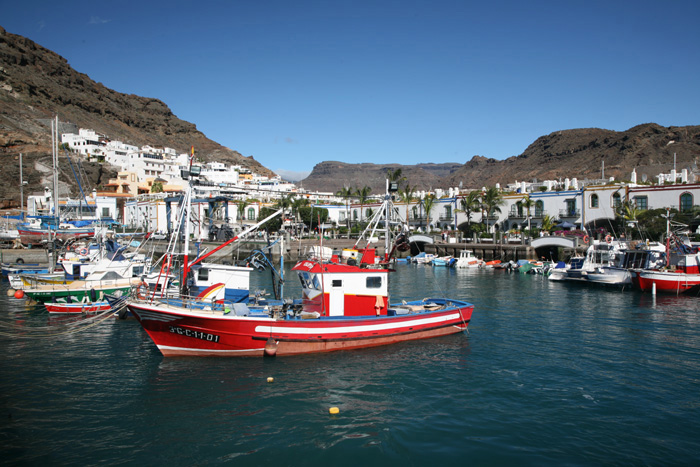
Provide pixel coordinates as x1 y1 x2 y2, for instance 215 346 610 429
3 1 699 180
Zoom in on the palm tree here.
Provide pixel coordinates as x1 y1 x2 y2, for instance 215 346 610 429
521 195 534 237
480 187 504 231
275 193 295 214
150 180 164 193
618 200 642 239
386 168 405 186
356 186 372 223
399 183 415 226
236 200 250 227
541 214 556 233
459 191 481 234
423 194 437 232
336 186 354 238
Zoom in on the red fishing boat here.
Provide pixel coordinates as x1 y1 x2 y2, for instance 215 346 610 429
633 252 700 293
127 250 473 357
125 165 474 357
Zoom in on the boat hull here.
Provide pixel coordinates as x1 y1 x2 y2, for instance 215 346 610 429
634 270 700 293
44 300 112 314
18 227 94 245
23 281 135 303
128 299 473 357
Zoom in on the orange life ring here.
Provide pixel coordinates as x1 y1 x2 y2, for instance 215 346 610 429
605 235 612 244
583 235 590 244
136 282 149 300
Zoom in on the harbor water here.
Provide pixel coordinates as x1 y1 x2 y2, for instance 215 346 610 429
2 264 700 465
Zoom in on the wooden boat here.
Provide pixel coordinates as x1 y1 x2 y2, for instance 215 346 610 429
44 300 112 314
127 254 473 357
125 167 474 357
21 270 139 303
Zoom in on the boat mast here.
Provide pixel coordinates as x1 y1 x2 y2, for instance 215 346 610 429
19 153 24 220
182 146 195 294
52 116 59 222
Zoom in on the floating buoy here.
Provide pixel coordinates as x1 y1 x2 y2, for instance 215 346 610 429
329 407 340 415
7 289 16 297
14 289 25 299
267 377 274 383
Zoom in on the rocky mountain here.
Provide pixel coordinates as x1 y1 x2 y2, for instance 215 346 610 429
301 124 700 193
0 26 274 209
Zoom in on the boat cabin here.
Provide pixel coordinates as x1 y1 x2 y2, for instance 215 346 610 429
188 262 254 303
292 260 389 317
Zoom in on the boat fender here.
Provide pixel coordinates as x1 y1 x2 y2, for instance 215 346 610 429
264 338 278 357
89 288 97 302
583 235 589 244
605 235 612 244
15 258 24 264
136 282 149 300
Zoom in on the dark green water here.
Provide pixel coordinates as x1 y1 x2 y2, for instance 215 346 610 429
2 264 700 465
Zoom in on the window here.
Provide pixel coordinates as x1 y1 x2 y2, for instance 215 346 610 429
197 268 209 281
535 200 544 217
247 208 256 220
680 193 693 212
332 279 342 287
102 208 110 217
612 193 621 209
634 196 648 210
412 206 418 219
565 199 576 216
445 205 452 219
590 194 599 208
366 277 382 288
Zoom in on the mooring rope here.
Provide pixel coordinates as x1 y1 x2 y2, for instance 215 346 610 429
0 306 119 339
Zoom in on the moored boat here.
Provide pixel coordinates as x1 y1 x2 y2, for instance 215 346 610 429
126 167 474 357
127 255 473 357
454 250 484 268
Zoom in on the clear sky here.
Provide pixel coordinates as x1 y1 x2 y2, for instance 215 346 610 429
3 1 699 180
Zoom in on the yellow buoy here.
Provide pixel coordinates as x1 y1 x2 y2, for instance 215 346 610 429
7 289 16 296
267 377 274 383
329 407 340 415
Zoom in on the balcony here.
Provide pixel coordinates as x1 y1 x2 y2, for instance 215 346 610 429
439 214 454 221
559 209 580 218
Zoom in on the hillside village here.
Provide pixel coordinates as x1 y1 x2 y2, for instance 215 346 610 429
13 122 700 246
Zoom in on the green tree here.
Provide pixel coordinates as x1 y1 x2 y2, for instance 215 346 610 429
459 190 481 235
617 200 642 239
356 186 372 223
540 214 556 232
521 195 534 237
423 194 437 232
480 187 504 230
399 183 415 226
236 200 250 226
150 181 164 193
336 186 355 238
298 206 329 230
257 206 283 233
386 168 405 185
